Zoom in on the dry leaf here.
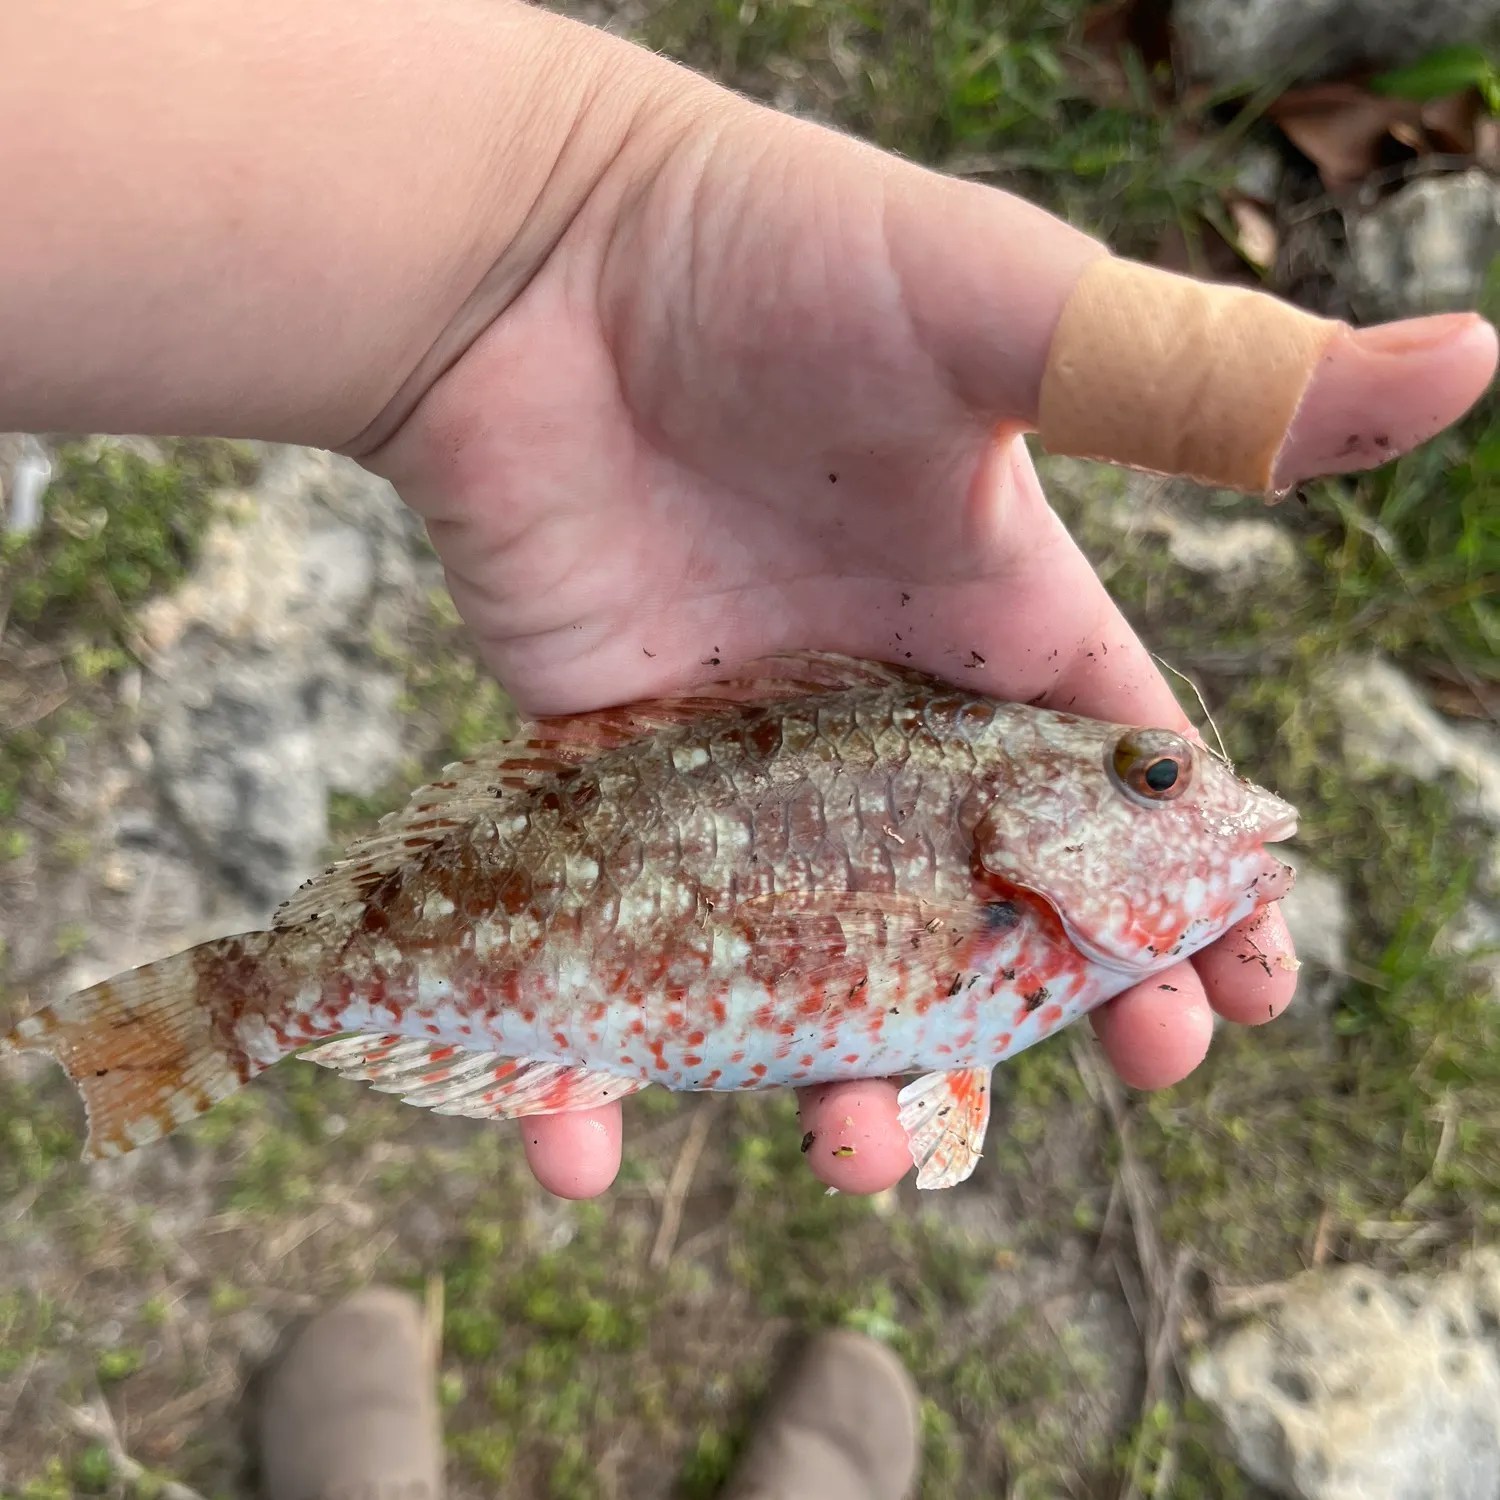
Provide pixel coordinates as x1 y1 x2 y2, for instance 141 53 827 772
1153 217 1260 286
1388 118 1423 151
1269 82 1423 189
1228 196 1279 268
1080 0 1174 72
1476 116 1500 171
1419 89 1481 154
1270 80 1484 191
1076 0 1176 106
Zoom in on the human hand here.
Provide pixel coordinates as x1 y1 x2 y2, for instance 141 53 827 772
356 32 1495 1200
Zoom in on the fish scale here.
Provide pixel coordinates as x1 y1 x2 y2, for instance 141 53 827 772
4 652 1298 1188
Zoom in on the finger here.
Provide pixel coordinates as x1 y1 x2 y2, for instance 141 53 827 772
974 451 1305 1034
1274 314 1498 488
1089 961 1215 1090
1192 901 1299 1025
795 1078 911 1193
520 1104 624 1199
969 439 1200 729
888 175 1495 490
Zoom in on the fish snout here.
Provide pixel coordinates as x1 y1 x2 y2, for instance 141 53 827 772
1244 785 1299 845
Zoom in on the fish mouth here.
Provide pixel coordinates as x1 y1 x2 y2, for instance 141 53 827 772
1245 786 1298 845
1263 811 1299 844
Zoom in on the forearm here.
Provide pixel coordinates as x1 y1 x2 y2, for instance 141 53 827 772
0 0 705 448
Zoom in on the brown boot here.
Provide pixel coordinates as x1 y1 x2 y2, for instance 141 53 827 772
722 1330 921 1500
255 1287 443 1500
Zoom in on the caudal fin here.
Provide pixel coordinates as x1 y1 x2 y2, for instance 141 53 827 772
5 944 270 1159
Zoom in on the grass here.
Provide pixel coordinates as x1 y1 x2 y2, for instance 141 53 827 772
1 440 255 639
642 0 1239 252
2 5 1500 1498
0 438 259 874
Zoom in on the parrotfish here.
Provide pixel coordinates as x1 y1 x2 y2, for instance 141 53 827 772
5 654 1296 1188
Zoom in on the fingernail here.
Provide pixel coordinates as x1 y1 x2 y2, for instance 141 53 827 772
1351 312 1480 355
1273 313 1498 489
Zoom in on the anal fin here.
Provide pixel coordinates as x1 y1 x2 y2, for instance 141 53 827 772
298 1033 648 1120
897 1065 991 1190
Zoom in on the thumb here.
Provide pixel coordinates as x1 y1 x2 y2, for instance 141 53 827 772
885 172 1497 494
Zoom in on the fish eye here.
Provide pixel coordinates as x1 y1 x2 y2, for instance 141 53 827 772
1110 730 1194 806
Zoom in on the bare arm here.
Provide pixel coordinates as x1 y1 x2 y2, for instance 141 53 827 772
0 0 698 446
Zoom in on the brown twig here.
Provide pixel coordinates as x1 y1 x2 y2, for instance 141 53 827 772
63 1392 209 1500
424 1271 445 1367
1213 1280 1294 1319
649 1101 716 1271
671 1222 731 1265
1070 1037 1190 1500
136 1379 230 1443
1310 1205 1335 1267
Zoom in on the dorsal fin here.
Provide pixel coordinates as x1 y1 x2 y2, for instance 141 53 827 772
274 653 923 931
272 734 604 929
526 652 925 744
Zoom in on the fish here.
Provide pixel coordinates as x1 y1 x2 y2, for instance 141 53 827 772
3 653 1297 1189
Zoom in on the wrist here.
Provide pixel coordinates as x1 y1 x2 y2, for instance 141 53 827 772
0 0 724 449
347 5 733 457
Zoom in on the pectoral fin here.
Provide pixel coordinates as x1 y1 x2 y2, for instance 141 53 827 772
897 1065 992 1189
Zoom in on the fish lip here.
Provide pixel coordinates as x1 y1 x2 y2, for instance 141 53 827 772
1243 785 1299 845
1263 813 1299 844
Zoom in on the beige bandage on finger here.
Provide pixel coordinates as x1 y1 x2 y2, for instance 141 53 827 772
1037 257 1341 494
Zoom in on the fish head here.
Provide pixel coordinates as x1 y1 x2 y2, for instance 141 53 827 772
972 713 1297 975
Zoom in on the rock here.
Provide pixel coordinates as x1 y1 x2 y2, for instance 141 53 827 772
1189 1251 1500 1500
1234 141 1286 206
147 656 334 906
1160 514 1301 589
1277 853 1351 1018
141 446 440 910
1347 170 1500 322
1327 657 1500 830
1043 458 1303 593
1441 899 1500 1002
1175 0 1500 87
1327 657 1500 912
0 434 52 537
